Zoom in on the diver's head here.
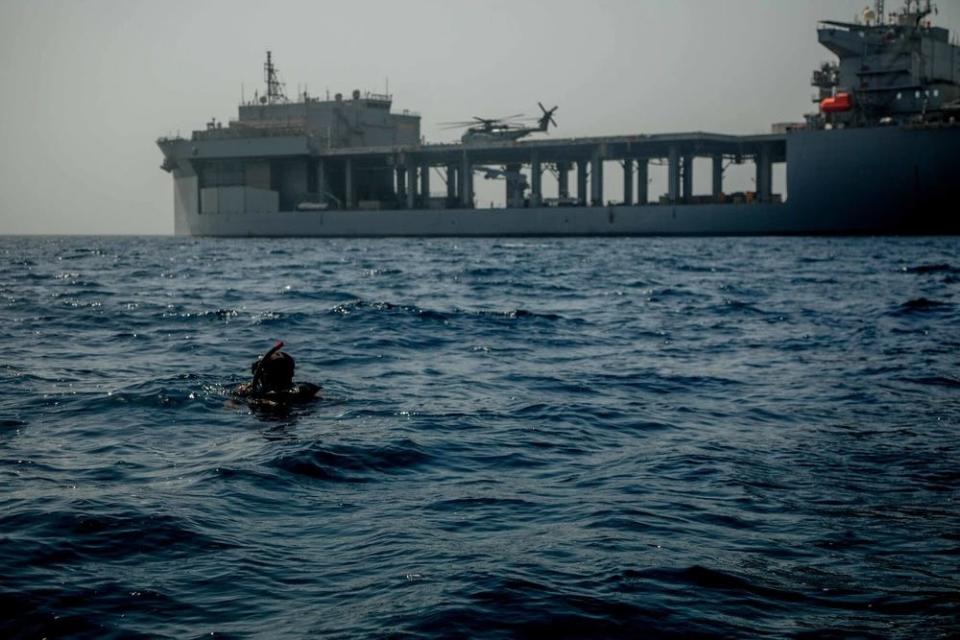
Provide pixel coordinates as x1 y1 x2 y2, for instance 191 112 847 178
252 351 295 391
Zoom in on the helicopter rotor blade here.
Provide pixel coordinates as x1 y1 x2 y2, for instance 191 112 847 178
540 103 559 128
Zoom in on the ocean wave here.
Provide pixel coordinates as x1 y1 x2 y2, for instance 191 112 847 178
53 375 224 413
612 565 959 618
1 508 234 566
709 298 772 315
0 418 27 431
401 572 744 639
160 307 244 322
425 496 538 511
902 263 959 274
584 370 744 395
331 300 449 321
251 310 312 326
268 438 432 482
899 375 960 389
329 299 567 324
477 308 565 321
0 581 207 640
896 297 952 313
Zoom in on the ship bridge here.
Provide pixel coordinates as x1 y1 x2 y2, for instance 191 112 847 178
811 0 960 127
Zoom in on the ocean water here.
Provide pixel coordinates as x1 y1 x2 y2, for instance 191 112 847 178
1 235 958 639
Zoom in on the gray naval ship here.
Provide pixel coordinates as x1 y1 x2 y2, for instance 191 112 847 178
157 0 960 236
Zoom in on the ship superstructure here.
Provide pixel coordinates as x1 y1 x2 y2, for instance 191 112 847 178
157 2 960 236
811 0 960 128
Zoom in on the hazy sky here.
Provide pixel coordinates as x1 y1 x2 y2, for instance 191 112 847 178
1 0 958 235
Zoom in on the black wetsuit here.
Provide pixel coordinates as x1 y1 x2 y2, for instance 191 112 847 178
235 382 321 405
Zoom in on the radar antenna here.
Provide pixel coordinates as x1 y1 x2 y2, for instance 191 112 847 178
263 51 287 104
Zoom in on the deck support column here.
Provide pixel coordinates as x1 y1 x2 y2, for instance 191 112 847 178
590 150 604 206
756 145 772 203
315 159 327 196
505 163 523 208
682 154 694 203
557 162 570 199
460 154 473 208
636 158 648 205
420 163 430 205
396 167 406 203
668 146 680 203
622 160 633 206
344 158 354 210
406 165 417 209
530 152 542 208
712 154 724 199
446 165 457 205
576 160 588 205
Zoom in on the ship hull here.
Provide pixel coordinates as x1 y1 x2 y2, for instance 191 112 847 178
169 125 960 237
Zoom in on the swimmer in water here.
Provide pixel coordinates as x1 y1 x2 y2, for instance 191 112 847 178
234 341 321 405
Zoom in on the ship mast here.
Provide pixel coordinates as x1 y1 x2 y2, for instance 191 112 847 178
264 51 287 104
899 0 935 23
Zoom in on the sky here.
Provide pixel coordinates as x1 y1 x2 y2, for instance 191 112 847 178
0 0 958 235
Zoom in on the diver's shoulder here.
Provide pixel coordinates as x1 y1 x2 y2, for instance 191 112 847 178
281 382 321 402
295 382 321 397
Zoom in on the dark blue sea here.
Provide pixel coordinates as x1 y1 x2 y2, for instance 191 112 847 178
1 236 958 639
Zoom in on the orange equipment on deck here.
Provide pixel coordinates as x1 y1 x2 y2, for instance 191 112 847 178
821 92 853 113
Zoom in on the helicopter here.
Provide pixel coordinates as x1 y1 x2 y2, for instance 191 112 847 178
441 102 559 144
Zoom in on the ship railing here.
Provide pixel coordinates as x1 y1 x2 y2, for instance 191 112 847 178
191 123 309 140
